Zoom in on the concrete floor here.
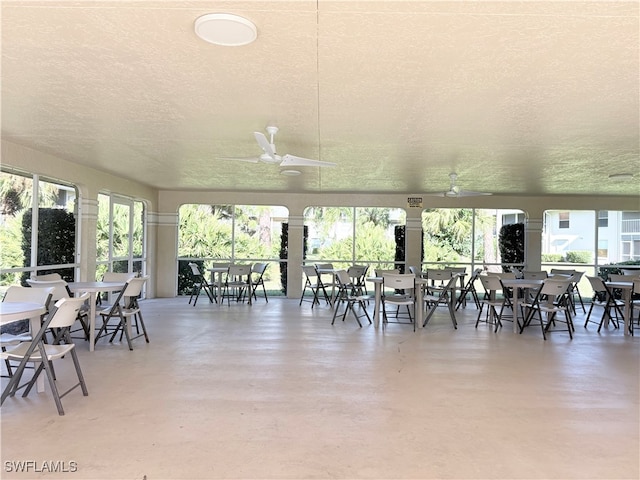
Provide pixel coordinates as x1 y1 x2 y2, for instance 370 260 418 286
1 296 639 480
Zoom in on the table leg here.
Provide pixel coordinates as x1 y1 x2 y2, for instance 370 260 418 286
373 282 381 328
622 289 632 336
217 273 223 305
88 292 97 351
512 289 519 333
415 283 424 328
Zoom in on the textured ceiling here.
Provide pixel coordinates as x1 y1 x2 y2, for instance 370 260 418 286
2 1 639 196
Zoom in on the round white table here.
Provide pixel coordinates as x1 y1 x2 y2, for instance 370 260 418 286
501 279 545 333
605 281 634 336
67 281 126 351
0 301 47 393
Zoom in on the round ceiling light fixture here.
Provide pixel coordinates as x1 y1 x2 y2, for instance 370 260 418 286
194 13 257 46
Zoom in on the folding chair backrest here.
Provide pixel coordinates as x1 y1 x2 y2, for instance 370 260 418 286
316 263 334 270
568 271 584 282
383 274 415 292
426 269 451 282
539 279 571 298
251 263 268 275
609 274 636 282
621 269 640 277
122 276 148 298
445 267 466 275
376 269 399 277
188 263 204 277
480 274 503 294
103 272 136 282
522 271 548 280
302 265 319 281
47 293 90 329
228 265 251 278
26 279 70 302
586 275 606 293
35 273 62 281
550 268 576 276
348 265 367 278
3 285 54 307
336 269 353 287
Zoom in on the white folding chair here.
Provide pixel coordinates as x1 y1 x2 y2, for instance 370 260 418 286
331 270 372 327
381 273 416 331
1 293 91 415
221 265 252 305
521 279 574 340
300 265 324 308
26 278 90 341
584 276 623 331
187 263 215 305
1 286 54 378
475 275 507 332
250 263 269 303
423 274 459 329
95 276 149 350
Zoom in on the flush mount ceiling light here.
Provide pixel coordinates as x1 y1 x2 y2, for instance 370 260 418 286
280 169 301 176
194 13 257 46
608 173 634 181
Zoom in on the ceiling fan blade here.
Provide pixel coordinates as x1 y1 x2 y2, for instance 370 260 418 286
448 190 492 197
281 154 336 167
218 156 260 164
424 189 492 197
254 131 276 159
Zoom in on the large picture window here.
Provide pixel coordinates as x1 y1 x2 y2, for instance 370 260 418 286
0 169 78 286
422 208 525 272
177 204 288 295
543 209 640 266
96 193 146 280
303 207 406 271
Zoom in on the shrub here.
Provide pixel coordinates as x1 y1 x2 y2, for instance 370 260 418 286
498 223 524 272
565 250 591 263
541 253 563 262
20 208 75 284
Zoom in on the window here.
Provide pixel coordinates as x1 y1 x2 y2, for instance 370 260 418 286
502 212 525 225
543 209 640 266
178 204 288 295
0 169 78 286
303 206 406 272
422 208 525 272
559 212 570 229
598 211 608 228
96 193 146 280
597 240 608 261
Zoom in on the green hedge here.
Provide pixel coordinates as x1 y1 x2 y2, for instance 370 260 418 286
20 208 75 284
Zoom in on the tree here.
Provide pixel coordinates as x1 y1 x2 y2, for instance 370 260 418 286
422 208 474 261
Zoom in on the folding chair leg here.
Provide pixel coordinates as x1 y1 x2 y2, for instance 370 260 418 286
41 357 65 415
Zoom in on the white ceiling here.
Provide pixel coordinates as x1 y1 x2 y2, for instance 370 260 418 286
2 1 639 196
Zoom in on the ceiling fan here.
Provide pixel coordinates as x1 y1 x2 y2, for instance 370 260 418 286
221 126 336 169
426 173 492 197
